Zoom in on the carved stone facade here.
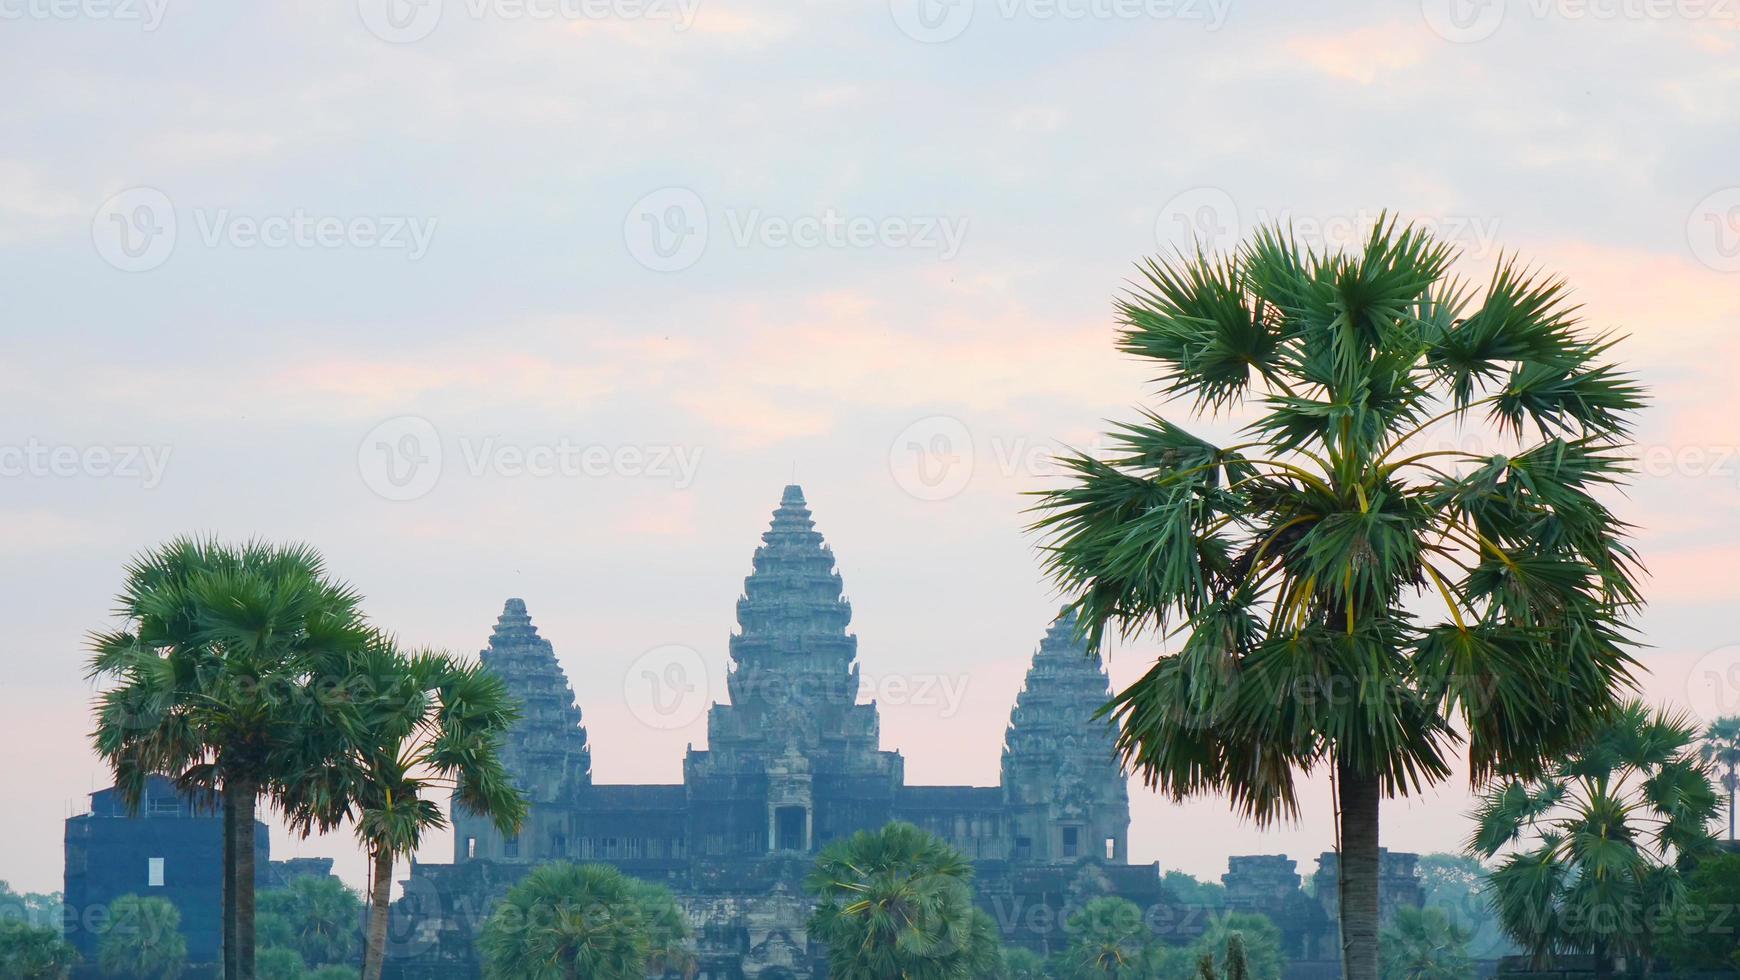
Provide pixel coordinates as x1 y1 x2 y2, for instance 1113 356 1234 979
388 486 1160 978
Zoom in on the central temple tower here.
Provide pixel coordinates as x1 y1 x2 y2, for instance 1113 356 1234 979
684 485 903 861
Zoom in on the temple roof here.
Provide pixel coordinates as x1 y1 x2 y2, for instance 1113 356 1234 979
1002 608 1120 764
479 598 591 802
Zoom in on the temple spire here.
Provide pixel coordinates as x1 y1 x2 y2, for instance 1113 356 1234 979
478 598 591 803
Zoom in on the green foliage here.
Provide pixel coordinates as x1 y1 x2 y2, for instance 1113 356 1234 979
1655 851 1740 970
807 822 982 980
97 895 187 980
0 920 78 979
478 861 686 980
1056 897 1153 979
1701 716 1740 841
307 967 361 980
1468 701 1721 971
0 882 66 932
1030 222 1645 821
1413 854 1515 958
996 946 1049 979
1190 914 1281 980
256 875 363 968
1161 872 1227 914
255 945 306 980
1380 907 1474 980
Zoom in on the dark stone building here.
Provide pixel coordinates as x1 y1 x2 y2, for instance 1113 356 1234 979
390 486 1162 978
63 775 268 964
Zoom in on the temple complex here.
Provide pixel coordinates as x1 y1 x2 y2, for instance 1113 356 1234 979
384 486 1417 978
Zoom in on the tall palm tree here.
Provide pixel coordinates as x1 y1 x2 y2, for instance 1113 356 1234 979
98 894 189 980
806 821 980 980
88 538 372 980
1031 220 1645 980
477 862 679 980
278 636 526 980
1468 700 1720 978
1699 715 1740 842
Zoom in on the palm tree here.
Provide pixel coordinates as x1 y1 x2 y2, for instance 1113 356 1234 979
1193 913 1282 980
478 862 680 980
1468 700 1720 978
625 877 698 979
277 636 526 980
806 821 980 980
256 874 363 970
998 946 1049 979
1056 896 1152 980
1699 715 1740 842
88 538 372 980
1380 907 1473 980
0 922 78 979
1031 221 1645 980
98 894 189 980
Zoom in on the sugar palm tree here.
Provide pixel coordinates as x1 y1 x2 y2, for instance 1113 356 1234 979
1032 220 1646 980
1699 715 1740 842
98 894 189 980
806 821 980 980
0 922 78 979
1056 896 1153 980
478 862 678 980
1468 700 1720 978
277 636 526 980
1379 907 1473 980
88 538 372 980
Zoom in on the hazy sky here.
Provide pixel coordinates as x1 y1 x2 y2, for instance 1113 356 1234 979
3 0 1738 898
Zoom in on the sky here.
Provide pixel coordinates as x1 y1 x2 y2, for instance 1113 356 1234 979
2 0 1739 898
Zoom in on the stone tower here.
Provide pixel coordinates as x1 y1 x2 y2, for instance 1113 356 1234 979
1001 608 1129 864
452 598 590 863
685 485 902 860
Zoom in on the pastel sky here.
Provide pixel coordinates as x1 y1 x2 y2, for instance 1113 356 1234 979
3 0 1739 898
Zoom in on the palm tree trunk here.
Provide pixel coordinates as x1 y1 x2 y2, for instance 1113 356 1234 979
1337 757 1381 980
223 786 238 980
1728 776 1735 842
364 847 394 980
233 779 258 980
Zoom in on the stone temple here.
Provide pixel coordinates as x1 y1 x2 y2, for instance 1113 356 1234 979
387 486 1161 978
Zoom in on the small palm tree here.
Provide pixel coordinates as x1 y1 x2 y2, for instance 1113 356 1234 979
998 946 1049 979
806 822 980 980
0 922 78 979
1193 913 1282 980
1057 897 1152 980
256 875 363 969
278 637 526 980
478 862 676 980
1468 701 1720 978
1380 907 1473 980
98 895 189 980
88 538 372 980
1032 220 1645 980
1699 715 1740 842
